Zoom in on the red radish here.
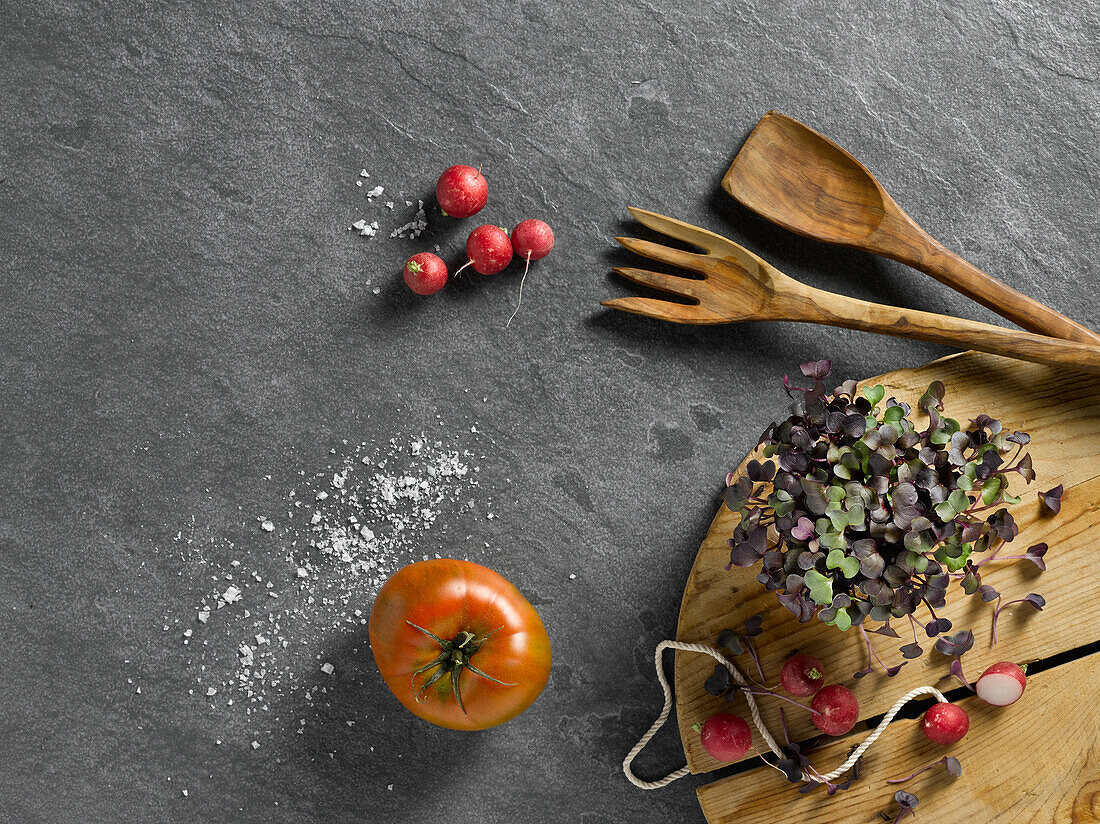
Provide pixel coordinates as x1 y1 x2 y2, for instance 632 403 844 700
511 219 554 266
810 684 859 736
976 661 1027 706
435 165 487 218
457 225 512 276
506 219 554 326
402 252 448 295
699 712 752 762
921 702 970 745
780 653 825 697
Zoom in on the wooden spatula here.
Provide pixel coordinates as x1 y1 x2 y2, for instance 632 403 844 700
722 111 1100 346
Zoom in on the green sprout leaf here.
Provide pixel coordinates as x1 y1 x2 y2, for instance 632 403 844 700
862 384 885 406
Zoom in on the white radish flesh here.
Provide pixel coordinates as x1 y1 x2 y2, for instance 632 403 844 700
975 662 1026 706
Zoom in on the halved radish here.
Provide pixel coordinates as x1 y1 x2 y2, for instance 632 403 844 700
975 661 1027 706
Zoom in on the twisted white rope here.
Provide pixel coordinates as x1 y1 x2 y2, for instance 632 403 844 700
818 684 946 781
623 641 782 789
623 640 948 790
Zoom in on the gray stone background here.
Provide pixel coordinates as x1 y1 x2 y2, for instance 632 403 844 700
2 1 1097 822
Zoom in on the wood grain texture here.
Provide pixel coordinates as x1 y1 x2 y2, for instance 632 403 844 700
696 651 1100 824
721 110 1100 346
605 209 1100 374
674 350 1100 775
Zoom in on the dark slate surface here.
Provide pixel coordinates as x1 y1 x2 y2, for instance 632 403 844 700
2 2 1098 821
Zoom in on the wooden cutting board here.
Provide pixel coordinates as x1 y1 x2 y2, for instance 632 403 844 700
672 351 1100 822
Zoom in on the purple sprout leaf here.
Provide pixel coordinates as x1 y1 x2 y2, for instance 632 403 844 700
727 539 762 568
853 665 873 679
1039 484 1064 515
944 757 962 777
977 584 1000 602
790 516 816 542
742 614 764 638
704 664 732 696
797 780 820 794
918 381 946 412
895 790 919 810
871 624 901 639
884 662 906 677
1023 592 1046 610
935 629 974 657
949 658 973 690
1016 452 1035 482
715 629 744 657
900 642 924 660
776 756 805 783
925 617 952 637
800 359 832 380
1024 542 1048 571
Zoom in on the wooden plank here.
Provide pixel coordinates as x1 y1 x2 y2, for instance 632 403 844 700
697 651 1100 824
675 352 1100 774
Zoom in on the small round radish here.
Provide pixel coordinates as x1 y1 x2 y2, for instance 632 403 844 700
780 653 825 697
699 712 752 762
511 219 554 264
460 225 512 275
402 252 448 295
976 661 1027 706
436 165 487 218
810 684 859 736
506 219 554 326
921 702 969 745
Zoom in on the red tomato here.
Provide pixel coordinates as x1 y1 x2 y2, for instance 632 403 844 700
369 559 551 731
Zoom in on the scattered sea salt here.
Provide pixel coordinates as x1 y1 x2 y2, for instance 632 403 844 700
158 433 487 761
390 200 428 239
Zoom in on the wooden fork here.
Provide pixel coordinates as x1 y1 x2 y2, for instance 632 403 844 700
603 207 1100 374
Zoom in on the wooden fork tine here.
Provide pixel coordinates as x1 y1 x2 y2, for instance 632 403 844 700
601 296 724 325
627 207 730 255
612 267 702 301
628 207 768 266
616 236 709 275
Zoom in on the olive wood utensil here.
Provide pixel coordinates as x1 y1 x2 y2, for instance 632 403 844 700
721 111 1100 346
603 207 1100 374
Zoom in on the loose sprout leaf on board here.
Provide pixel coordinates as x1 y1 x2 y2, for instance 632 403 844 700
888 756 962 784
1039 484 1064 515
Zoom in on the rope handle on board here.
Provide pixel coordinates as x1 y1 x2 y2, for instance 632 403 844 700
623 640 948 790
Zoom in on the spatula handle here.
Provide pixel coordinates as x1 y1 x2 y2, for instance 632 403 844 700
910 236 1100 346
805 288 1100 374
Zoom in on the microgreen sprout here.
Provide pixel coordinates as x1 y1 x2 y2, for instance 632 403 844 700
703 663 822 716
724 361 1053 671
991 592 1045 644
886 756 962 784
879 790 919 822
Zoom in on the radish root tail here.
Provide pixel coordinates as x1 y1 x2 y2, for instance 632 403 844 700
506 252 532 328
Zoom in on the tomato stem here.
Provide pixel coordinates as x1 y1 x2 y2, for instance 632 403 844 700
405 620 517 713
